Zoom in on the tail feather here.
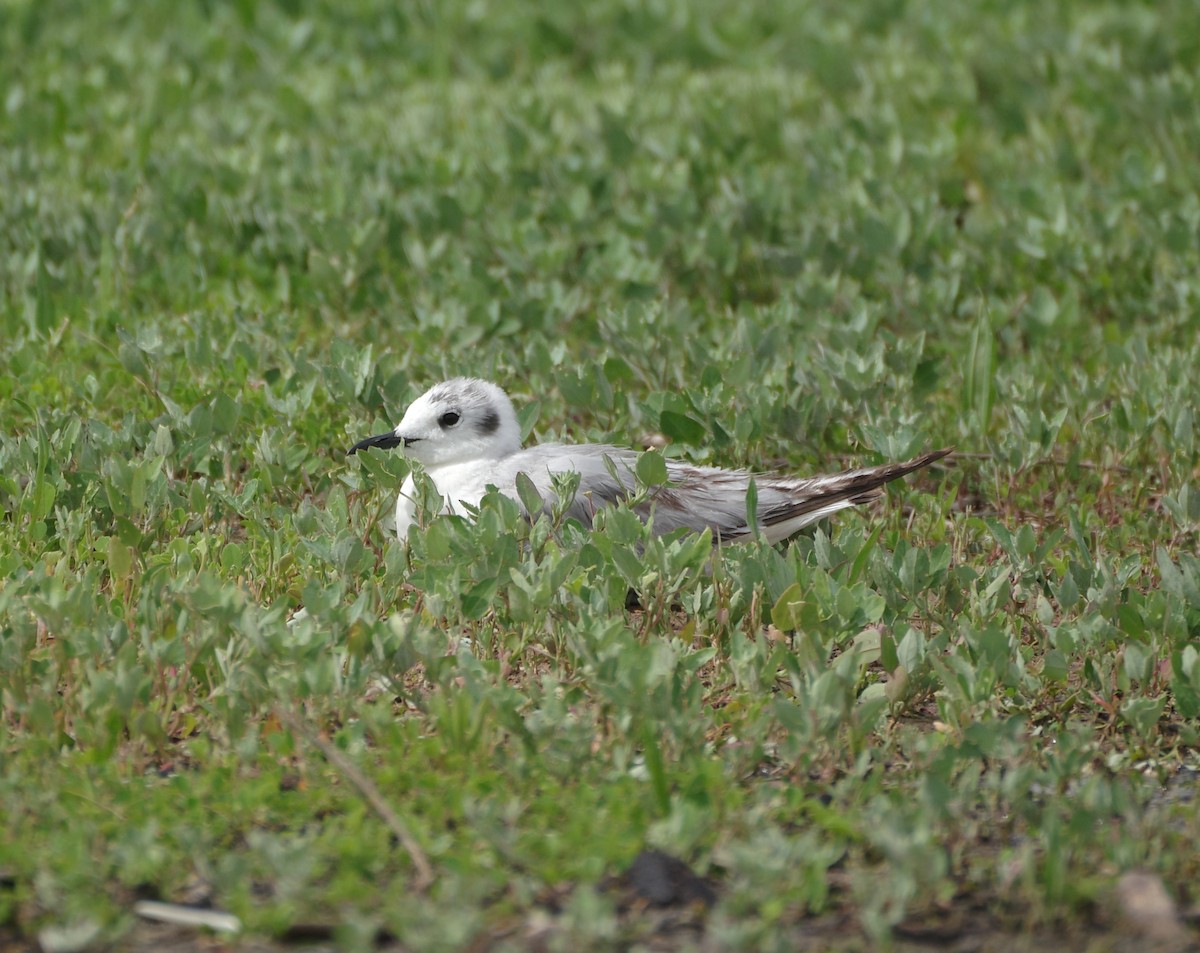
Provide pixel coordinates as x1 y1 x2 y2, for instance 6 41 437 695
756 448 951 540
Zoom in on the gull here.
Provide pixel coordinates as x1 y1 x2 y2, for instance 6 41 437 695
348 377 950 542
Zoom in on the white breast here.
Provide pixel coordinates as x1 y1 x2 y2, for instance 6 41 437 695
394 462 500 540
395 474 417 541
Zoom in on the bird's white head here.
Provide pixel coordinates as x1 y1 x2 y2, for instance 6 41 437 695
349 377 522 467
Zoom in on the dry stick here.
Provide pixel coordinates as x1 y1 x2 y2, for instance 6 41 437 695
950 451 1132 474
278 706 435 891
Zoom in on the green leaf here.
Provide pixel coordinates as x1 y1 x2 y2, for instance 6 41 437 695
771 582 805 632
1119 696 1165 739
635 450 669 487
659 410 706 444
30 479 56 521
1172 649 1200 719
880 627 899 672
514 471 544 517
912 357 940 400
897 626 926 672
516 399 541 441
1015 524 1037 559
963 307 995 434
745 478 759 539
641 724 670 815
210 393 241 436
1124 641 1150 683
557 371 593 408
461 576 499 620
1042 649 1069 683
107 536 134 586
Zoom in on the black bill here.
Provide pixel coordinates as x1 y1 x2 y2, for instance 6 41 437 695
347 431 404 455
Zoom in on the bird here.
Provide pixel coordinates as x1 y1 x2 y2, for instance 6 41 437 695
348 377 950 543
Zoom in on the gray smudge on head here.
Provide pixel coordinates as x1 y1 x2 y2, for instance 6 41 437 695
423 379 505 436
430 379 489 406
478 409 501 435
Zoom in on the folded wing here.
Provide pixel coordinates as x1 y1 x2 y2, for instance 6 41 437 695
492 445 950 544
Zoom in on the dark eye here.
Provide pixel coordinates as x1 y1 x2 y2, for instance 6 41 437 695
438 411 461 428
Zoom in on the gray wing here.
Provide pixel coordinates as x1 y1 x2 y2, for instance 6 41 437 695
493 444 950 544
496 443 782 536
491 443 641 526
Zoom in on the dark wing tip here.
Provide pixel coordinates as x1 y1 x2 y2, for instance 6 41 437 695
859 446 954 486
912 447 953 467
881 446 953 477
757 446 952 528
